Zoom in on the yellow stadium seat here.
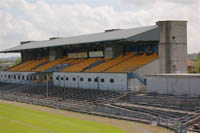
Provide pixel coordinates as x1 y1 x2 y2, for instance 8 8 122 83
105 53 158 73
61 58 102 72
33 56 68 72
18 58 47 72
85 52 135 72
8 58 47 72
7 60 33 71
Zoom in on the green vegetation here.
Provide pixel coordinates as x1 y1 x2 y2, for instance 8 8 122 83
191 53 200 73
0 57 21 70
12 58 21 66
0 103 125 133
0 60 10 71
0 60 9 64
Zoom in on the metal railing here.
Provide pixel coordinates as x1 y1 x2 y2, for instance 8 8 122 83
0 91 189 133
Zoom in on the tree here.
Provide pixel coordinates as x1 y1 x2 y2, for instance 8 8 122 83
191 53 200 73
12 58 21 66
197 52 200 59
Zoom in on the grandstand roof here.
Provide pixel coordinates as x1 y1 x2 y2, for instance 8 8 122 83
1 25 159 53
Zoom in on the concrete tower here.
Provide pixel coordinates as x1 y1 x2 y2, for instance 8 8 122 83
157 21 187 73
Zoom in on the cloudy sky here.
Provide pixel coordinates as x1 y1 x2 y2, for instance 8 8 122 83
0 0 199 57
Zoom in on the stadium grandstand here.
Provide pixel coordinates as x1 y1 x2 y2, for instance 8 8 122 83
0 24 158 90
0 20 187 91
1 20 197 133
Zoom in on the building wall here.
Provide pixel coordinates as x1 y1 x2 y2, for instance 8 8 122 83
49 48 56 61
0 71 129 91
89 51 104 58
128 78 144 92
0 71 35 84
126 59 159 92
147 75 200 96
112 44 123 58
104 47 113 58
55 47 64 59
134 58 160 78
21 51 35 62
157 21 187 73
53 72 128 91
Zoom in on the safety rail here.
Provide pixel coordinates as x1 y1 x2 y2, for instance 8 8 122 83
0 91 188 133
0 83 197 133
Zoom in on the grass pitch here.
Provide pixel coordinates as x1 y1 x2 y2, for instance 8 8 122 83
0 103 125 133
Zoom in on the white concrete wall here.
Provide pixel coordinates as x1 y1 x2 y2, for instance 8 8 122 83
147 75 200 96
0 71 35 84
53 72 128 91
89 51 104 57
128 78 144 92
135 58 160 78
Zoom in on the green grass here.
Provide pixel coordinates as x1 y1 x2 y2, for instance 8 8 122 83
0 103 125 133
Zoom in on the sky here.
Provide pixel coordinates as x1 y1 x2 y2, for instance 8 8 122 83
0 0 199 57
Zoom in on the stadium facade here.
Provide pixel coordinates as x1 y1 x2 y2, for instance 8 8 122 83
0 20 187 91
